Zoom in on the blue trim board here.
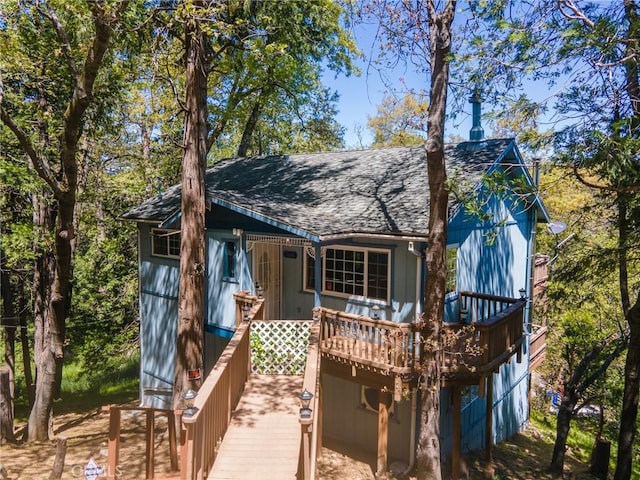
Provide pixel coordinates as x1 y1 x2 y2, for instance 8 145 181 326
205 323 235 339
141 288 178 301
211 197 321 242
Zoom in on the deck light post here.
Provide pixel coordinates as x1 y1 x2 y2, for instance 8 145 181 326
371 305 380 320
255 282 264 299
182 389 199 417
312 306 320 322
299 388 313 419
460 307 469 323
519 287 527 299
243 303 251 321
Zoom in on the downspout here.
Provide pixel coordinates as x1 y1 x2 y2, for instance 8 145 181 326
137 225 145 406
314 243 322 307
410 388 418 467
525 159 540 419
407 241 426 468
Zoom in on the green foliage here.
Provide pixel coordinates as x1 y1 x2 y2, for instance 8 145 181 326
536 166 635 418
367 93 428 147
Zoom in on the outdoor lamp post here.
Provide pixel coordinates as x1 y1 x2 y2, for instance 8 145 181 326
182 389 198 418
460 307 469 323
299 388 313 419
243 303 251 321
255 282 264 299
519 287 527 299
370 305 380 320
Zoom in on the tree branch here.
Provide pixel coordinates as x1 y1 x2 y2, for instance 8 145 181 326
557 0 595 29
40 0 80 80
0 102 61 196
573 163 640 193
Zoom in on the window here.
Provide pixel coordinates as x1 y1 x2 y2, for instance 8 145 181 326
304 246 390 302
152 228 180 258
361 386 395 415
445 246 458 294
223 240 237 280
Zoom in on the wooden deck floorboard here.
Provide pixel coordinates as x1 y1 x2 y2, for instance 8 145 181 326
207 374 303 480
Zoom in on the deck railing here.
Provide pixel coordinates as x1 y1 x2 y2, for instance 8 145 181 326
457 291 521 323
318 307 416 375
299 319 322 480
316 293 525 383
529 324 547 371
442 296 525 377
180 292 263 480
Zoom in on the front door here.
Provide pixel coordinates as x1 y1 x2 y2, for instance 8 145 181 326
253 243 282 319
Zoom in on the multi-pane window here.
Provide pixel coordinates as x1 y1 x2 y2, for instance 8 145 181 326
304 246 390 302
223 241 237 280
445 246 458 294
151 228 180 258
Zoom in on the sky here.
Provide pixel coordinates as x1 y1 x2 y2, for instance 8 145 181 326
322 15 478 149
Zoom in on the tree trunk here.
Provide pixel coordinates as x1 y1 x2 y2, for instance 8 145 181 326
2 3 126 442
549 393 576 474
613 3 640 476
614 295 640 480
1 252 16 402
28 189 57 441
416 2 456 479
19 292 35 408
49 436 67 480
237 99 262 157
173 1 208 408
0 366 15 444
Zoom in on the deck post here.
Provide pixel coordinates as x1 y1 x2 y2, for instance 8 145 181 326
376 390 391 476
300 419 312 480
452 387 461 480
485 375 494 463
146 409 155 479
168 411 179 472
107 407 120 480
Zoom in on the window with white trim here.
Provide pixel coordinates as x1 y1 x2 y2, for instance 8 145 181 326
304 246 390 302
223 240 238 281
445 246 458 294
151 228 181 258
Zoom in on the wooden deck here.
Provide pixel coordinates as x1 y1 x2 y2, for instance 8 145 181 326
207 374 304 480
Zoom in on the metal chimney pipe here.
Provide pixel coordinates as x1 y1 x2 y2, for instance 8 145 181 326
469 90 484 141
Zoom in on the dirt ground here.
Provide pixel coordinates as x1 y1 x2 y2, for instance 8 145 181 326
1 402 598 480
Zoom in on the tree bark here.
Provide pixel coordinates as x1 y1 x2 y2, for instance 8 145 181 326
237 99 262 157
173 0 208 408
49 436 67 480
28 189 57 441
0 366 15 444
549 391 577 473
416 2 456 479
614 294 640 480
1 250 16 402
19 292 35 409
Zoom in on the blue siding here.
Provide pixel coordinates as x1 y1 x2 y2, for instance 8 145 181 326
138 223 179 408
206 231 242 334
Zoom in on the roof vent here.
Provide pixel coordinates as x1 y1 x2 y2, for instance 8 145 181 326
469 90 484 142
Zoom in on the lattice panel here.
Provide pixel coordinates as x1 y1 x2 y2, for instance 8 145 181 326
250 321 312 375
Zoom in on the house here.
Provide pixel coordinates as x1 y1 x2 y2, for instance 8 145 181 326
122 123 550 473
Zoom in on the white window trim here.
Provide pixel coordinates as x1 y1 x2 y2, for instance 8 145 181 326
303 245 391 304
151 228 181 259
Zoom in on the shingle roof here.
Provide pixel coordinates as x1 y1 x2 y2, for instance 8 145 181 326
122 138 520 239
